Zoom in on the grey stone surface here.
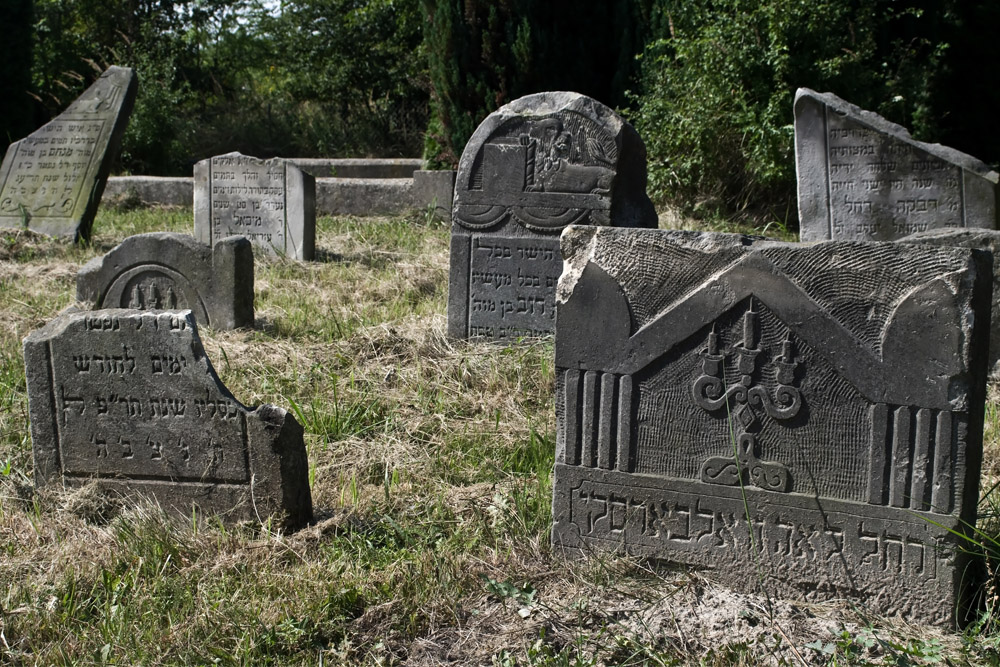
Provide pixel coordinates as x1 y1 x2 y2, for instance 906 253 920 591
103 176 193 208
413 170 456 220
552 226 991 624
292 158 424 179
0 66 138 241
899 227 1000 381
194 152 315 260
448 91 657 341
77 232 254 330
795 88 999 242
24 309 312 529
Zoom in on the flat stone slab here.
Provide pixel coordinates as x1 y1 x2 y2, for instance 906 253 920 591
795 88 999 242
24 309 312 528
194 152 315 260
552 226 990 624
448 91 656 341
899 227 1000 381
0 66 137 241
77 232 254 330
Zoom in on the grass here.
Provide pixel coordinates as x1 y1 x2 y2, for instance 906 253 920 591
0 206 998 664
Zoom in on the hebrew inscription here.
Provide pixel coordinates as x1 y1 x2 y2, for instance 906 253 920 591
448 91 656 340
194 152 315 260
795 88 998 241
552 226 991 624
0 66 137 241
25 310 312 528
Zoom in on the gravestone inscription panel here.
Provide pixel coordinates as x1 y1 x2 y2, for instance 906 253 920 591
448 91 656 341
795 88 999 242
0 66 137 241
25 309 312 528
552 226 991 624
77 232 254 330
194 152 315 260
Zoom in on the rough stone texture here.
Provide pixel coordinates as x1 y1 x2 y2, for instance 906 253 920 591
552 226 991 625
795 88 999 242
899 227 1000 381
0 66 138 241
77 232 254 330
194 152 315 260
448 91 657 341
24 309 312 529
292 158 424 179
103 176 192 208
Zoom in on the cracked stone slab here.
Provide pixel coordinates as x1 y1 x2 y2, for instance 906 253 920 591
795 88 998 242
552 225 991 625
0 66 138 241
447 91 657 341
25 309 312 529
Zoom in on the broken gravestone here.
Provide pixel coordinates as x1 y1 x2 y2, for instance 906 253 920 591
24 309 312 528
551 226 990 624
77 232 254 330
899 227 1000 381
0 66 138 241
194 152 316 260
448 91 656 341
795 88 999 242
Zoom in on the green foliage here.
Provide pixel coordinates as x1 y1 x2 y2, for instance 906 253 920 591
0 0 35 152
632 0 986 222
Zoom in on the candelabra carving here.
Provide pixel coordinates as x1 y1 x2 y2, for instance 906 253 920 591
692 299 802 492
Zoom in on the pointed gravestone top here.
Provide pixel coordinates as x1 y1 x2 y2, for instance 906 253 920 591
0 66 138 241
794 88 999 242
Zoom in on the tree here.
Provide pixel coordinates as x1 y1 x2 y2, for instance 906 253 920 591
0 0 35 152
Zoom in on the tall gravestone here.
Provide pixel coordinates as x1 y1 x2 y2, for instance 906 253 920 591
795 88 999 242
24 309 312 528
0 66 137 241
194 152 315 260
77 232 255 330
551 226 990 624
448 92 656 341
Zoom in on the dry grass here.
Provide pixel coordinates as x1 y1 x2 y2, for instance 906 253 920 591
0 208 997 665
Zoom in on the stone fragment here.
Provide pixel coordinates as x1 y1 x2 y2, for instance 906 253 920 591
899 227 1000 381
552 226 990 624
795 88 999 242
448 91 656 341
24 309 312 529
77 232 254 330
194 152 315 260
0 66 138 241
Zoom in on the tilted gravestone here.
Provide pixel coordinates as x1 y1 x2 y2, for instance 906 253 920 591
0 66 138 241
795 88 999 242
25 309 312 528
194 152 315 260
552 226 990 624
77 232 254 330
448 91 656 341
899 227 1000 381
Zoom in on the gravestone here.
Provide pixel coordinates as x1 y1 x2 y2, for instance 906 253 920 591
24 309 312 528
899 227 1000 381
77 232 254 330
448 91 656 341
552 226 990 624
194 152 315 260
0 66 138 241
795 88 999 242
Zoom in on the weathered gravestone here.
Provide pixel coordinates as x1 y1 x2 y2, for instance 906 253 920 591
77 232 254 330
25 309 312 528
795 88 999 242
899 227 1000 382
448 91 656 341
0 66 138 241
551 226 990 624
194 152 315 260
